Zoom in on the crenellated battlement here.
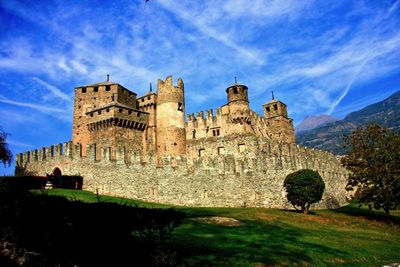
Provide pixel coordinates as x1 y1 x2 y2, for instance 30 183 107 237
16 75 347 209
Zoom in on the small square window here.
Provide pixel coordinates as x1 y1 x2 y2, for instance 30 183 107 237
90 114 93 117
105 85 111 91
128 111 132 115
119 108 123 113
82 87 87 93
106 109 109 112
147 96 151 100
98 111 101 115
93 86 98 92
266 107 270 112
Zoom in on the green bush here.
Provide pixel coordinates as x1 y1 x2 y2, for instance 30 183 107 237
0 176 47 192
52 175 83 189
283 169 325 214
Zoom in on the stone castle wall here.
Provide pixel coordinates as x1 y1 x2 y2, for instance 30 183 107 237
17 136 349 209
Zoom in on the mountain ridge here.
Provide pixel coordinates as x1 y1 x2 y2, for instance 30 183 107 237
295 90 400 155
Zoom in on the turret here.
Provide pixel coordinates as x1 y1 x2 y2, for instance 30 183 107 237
262 93 295 143
156 76 186 160
226 83 251 124
263 99 289 119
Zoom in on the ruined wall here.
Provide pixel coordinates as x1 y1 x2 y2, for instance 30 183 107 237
17 136 349 209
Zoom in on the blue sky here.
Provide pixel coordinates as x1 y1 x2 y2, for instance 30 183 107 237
0 0 399 174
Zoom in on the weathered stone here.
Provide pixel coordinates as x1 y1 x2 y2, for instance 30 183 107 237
17 75 350 209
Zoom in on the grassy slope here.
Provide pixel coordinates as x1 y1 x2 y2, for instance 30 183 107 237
34 189 400 267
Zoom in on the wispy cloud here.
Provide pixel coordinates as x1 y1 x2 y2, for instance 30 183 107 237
32 77 73 103
157 0 266 65
0 95 65 113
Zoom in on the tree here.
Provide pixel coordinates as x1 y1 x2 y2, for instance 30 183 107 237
341 124 400 216
0 128 12 167
283 169 325 214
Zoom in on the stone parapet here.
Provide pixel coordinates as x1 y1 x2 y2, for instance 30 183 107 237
17 136 349 209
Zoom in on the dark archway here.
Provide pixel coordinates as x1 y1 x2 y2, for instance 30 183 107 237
52 167 62 177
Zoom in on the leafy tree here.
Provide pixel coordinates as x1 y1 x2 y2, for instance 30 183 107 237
0 128 12 167
341 124 400 216
283 169 325 214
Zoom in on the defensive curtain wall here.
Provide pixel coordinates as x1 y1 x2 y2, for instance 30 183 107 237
16 134 349 209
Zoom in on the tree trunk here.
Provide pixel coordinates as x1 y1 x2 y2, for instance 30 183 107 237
385 209 390 216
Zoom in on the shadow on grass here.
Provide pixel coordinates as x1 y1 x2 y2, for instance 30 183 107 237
331 202 400 225
0 190 185 266
175 218 348 266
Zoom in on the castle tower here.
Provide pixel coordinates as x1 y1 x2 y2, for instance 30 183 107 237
156 76 186 160
226 83 251 126
137 84 157 155
263 96 295 143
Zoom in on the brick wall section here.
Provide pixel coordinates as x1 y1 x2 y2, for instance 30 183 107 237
17 136 349 209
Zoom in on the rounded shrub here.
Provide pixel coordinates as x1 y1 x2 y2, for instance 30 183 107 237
283 169 325 214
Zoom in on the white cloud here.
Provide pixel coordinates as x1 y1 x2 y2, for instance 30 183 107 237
0 94 65 113
32 77 73 103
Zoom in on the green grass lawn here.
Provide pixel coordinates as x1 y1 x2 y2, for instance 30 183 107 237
33 189 400 267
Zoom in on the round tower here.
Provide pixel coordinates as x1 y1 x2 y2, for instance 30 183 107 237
156 76 186 159
226 83 251 124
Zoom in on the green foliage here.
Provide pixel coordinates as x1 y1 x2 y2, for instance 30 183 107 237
0 176 47 192
0 128 12 167
283 169 325 213
52 175 83 189
341 124 400 216
0 189 184 266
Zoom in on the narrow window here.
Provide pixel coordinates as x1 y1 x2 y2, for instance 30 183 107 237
217 129 220 136
93 86 98 92
119 108 123 113
106 108 109 112
233 88 238 94
238 144 246 153
98 111 101 115
105 85 111 91
141 98 144 102
178 102 183 111
274 104 278 110
198 149 205 157
147 96 151 100
82 87 87 93
266 106 270 112
213 130 216 136
137 112 140 117
192 130 196 139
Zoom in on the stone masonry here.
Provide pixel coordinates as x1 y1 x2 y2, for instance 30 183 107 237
16 76 349 209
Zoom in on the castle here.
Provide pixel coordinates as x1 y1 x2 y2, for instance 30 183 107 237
17 76 349 209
